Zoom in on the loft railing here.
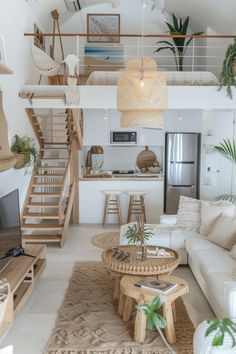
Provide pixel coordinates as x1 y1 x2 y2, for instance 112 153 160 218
24 32 235 80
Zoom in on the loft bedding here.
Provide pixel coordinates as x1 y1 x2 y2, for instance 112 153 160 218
86 70 219 86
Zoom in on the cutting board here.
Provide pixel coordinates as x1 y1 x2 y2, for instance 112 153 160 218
136 146 158 172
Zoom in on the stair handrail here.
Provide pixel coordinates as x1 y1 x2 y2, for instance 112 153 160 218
67 109 83 150
58 151 72 224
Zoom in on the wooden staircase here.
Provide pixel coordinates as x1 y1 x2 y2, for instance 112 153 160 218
21 108 83 247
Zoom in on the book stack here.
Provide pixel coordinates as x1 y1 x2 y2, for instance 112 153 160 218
135 278 177 294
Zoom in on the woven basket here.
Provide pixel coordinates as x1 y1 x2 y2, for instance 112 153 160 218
14 153 29 169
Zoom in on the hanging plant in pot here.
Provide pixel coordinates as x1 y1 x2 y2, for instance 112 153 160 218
219 38 236 99
11 135 40 171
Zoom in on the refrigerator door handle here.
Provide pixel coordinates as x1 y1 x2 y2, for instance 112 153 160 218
170 185 194 188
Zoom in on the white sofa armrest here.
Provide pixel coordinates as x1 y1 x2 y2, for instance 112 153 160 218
224 282 236 318
160 214 177 226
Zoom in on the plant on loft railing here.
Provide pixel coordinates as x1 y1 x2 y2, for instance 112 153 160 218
213 138 236 203
218 38 236 99
154 13 204 71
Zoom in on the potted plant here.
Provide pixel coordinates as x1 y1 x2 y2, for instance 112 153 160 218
154 13 203 71
194 318 236 353
11 135 40 171
140 294 176 353
212 138 236 203
219 38 236 99
124 220 154 260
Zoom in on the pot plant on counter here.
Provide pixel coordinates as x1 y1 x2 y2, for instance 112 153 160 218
11 135 40 171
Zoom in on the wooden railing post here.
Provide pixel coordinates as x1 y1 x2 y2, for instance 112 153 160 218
71 139 79 224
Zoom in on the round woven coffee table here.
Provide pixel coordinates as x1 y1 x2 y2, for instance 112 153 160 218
102 245 181 276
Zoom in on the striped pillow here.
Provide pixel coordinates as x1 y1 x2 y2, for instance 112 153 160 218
176 196 201 232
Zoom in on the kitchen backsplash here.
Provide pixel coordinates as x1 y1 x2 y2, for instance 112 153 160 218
81 146 163 172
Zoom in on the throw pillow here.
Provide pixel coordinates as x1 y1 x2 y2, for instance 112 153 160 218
229 244 236 261
207 215 236 250
200 200 235 236
176 196 201 232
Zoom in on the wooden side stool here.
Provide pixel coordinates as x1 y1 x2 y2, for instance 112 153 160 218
103 190 123 226
126 191 146 223
119 274 189 344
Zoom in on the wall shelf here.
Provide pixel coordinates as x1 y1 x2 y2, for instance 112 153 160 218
0 63 13 75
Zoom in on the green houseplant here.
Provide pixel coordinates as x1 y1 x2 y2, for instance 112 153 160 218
194 318 236 353
124 223 154 244
154 13 203 71
213 138 236 203
219 38 236 99
11 135 40 171
140 295 176 353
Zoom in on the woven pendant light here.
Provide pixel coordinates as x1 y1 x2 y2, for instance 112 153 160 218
117 57 167 128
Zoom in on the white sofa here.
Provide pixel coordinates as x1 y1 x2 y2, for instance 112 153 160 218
120 215 236 319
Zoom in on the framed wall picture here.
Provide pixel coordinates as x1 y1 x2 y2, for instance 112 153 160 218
34 23 45 51
87 14 120 43
84 45 123 75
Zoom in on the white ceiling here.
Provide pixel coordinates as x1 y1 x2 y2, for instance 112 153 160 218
27 0 236 35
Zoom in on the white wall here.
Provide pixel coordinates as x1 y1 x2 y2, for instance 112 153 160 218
82 145 163 171
0 1 45 205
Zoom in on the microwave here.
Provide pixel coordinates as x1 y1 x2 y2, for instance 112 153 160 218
110 131 137 144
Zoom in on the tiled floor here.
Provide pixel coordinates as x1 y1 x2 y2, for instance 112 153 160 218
2 224 214 353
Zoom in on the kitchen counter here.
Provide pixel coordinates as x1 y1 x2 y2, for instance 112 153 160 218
79 177 164 224
79 174 164 181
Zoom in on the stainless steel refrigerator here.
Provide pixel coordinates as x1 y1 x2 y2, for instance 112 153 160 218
164 132 201 214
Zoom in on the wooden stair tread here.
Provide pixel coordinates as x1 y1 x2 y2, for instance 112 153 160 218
27 203 59 208
22 235 62 242
32 183 62 187
41 158 68 161
34 174 64 178
40 147 69 150
35 122 67 126
32 114 67 118
39 166 66 170
21 224 63 230
23 213 60 219
29 193 60 197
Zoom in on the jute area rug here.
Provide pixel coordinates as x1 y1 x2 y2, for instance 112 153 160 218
44 262 194 354
91 232 120 249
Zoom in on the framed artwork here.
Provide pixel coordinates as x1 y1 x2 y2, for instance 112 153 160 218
34 23 45 51
0 36 7 65
84 45 123 75
87 14 120 43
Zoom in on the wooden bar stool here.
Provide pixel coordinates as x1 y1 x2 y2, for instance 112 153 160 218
103 190 123 226
126 191 146 223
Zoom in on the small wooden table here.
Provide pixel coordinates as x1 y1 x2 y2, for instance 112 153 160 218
119 274 189 344
102 245 181 299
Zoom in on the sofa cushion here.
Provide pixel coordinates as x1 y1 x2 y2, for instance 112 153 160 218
171 229 200 249
207 215 236 250
192 249 236 277
200 200 235 236
205 272 235 316
176 196 201 232
185 234 222 254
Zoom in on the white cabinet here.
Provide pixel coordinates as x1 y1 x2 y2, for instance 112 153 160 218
83 109 110 146
139 128 164 146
